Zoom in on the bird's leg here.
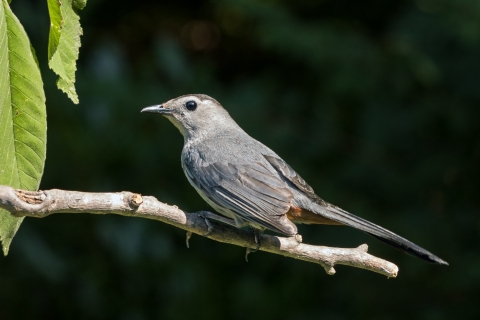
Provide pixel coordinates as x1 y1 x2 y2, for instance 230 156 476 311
198 211 215 236
187 211 233 245
198 211 238 236
245 227 262 262
251 227 261 251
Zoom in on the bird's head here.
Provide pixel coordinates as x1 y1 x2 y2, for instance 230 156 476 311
142 94 237 139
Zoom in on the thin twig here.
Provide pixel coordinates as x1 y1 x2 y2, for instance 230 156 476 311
0 185 398 277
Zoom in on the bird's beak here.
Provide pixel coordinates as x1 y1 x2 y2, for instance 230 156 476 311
141 104 173 115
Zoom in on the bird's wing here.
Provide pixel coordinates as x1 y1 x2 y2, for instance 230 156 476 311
263 155 319 198
183 154 295 234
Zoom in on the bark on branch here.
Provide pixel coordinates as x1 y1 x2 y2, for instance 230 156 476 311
0 185 398 277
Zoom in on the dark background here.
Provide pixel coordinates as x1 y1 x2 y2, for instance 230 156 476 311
2 0 479 319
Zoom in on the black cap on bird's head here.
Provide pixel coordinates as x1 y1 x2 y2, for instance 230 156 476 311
142 94 239 138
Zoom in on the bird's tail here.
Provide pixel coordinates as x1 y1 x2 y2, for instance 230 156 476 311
307 200 448 265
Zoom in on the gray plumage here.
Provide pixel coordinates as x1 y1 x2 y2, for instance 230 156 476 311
142 94 448 265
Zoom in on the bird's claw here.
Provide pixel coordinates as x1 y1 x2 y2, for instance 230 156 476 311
199 212 214 236
245 227 262 261
245 247 252 262
250 227 261 252
186 231 192 248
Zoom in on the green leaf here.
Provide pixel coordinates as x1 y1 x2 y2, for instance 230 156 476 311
47 0 85 104
73 0 87 11
0 0 47 255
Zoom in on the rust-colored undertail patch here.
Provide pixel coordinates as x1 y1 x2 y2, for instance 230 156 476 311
286 206 343 225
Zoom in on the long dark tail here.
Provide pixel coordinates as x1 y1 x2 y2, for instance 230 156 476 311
307 200 448 265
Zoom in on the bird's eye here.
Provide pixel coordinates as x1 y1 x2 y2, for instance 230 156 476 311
186 101 197 111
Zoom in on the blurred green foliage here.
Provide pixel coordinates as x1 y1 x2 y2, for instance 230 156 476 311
1 0 479 319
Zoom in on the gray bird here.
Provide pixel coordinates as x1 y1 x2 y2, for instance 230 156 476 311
142 94 447 265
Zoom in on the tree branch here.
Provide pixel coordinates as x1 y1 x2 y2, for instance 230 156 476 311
0 185 398 277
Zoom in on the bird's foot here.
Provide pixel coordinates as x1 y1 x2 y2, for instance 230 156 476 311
199 211 214 236
245 227 262 262
186 231 193 248
249 227 262 252
245 248 253 262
